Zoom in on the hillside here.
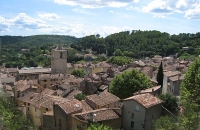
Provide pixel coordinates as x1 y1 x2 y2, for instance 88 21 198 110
0 35 79 46
72 30 200 59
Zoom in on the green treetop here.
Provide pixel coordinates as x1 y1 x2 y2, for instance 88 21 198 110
109 69 152 99
70 68 87 78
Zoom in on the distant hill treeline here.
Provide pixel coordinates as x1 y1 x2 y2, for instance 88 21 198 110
0 35 79 47
72 30 200 59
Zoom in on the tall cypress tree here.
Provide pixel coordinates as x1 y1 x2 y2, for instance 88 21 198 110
157 61 163 87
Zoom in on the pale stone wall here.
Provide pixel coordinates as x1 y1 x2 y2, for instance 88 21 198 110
51 49 67 74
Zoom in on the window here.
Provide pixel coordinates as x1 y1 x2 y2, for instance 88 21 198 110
131 121 134 128
44 80 47 82
131 113 134 118
135 106 140 111
60 52 62 58
27 107 29 111
46 108 48 111
28 103 30 106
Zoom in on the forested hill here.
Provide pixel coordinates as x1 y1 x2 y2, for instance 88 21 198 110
0 35 79 46
72 30 200 59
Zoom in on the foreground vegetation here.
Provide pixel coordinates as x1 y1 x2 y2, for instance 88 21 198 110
0 95 35 130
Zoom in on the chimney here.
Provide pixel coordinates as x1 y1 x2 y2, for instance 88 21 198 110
87 113 94 122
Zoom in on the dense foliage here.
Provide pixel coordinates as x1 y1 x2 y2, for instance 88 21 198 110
0 35 80 68
0 96 35 130
73 31 200 59
158 93 178 113
154 116 177 130
106 56 133 66
109 69 152 99
70 68 87 78
87 123 115 130
179 58 200 130
74 93 86 101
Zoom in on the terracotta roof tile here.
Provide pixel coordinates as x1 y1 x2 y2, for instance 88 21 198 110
164 71 181 77
57 99 82 114
86 91 120 107
124 93 163 108
73 108 120 122
81 100 93 112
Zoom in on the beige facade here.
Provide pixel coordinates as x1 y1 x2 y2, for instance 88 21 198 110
51 45 67 74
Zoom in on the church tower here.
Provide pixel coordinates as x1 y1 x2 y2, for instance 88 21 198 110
51 44 67 74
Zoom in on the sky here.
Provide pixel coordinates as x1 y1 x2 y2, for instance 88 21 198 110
0 0 200 38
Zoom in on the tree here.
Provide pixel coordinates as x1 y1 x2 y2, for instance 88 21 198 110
114 49 123 56
70 68 87 78
87 123 115 130
158 93 178 113
179 58 200 130
154 116 177 130
0 95 35 130
109 69 152 99
106 56 132 66
74 93 86 101
157 61 163 87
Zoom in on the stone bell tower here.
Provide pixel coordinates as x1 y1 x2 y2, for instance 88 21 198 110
51 44 67 74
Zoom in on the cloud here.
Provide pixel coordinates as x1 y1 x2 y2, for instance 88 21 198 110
9 13 49 29
0 13 133 37
142 0 198 18
38 13 59 20
54 0 139 8
0 16 11 32
72 8 95 15
185 3 200 19
110 10 114 13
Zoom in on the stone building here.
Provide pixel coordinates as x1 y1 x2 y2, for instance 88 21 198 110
122 93 163 130
51 44 67 74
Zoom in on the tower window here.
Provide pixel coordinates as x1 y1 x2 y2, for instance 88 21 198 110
60 52 62 58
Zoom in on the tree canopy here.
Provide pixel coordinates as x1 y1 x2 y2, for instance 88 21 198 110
179 58 200 130
0 95 35 130
70 68 87 78
154 116 177 130
87 123 115 130
106 56 133 66
109 69 152 99
158 93 178 113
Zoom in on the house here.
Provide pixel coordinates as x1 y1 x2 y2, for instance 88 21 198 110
14 79 38 100
38 74 65 90
122 93 163 130
18 68 51 80
81 77 102 95
1 73 16 86
52 99 93 130
85 91 120 109
162 71 181 94
168 74 184 96
17 89 69 129
72 108 121 130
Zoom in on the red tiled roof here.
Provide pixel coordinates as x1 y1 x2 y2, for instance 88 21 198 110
57 99 82 114
73 108 120 122
81 100 93 112
124 93 163 108
86 91 120 107
164 71 181 77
